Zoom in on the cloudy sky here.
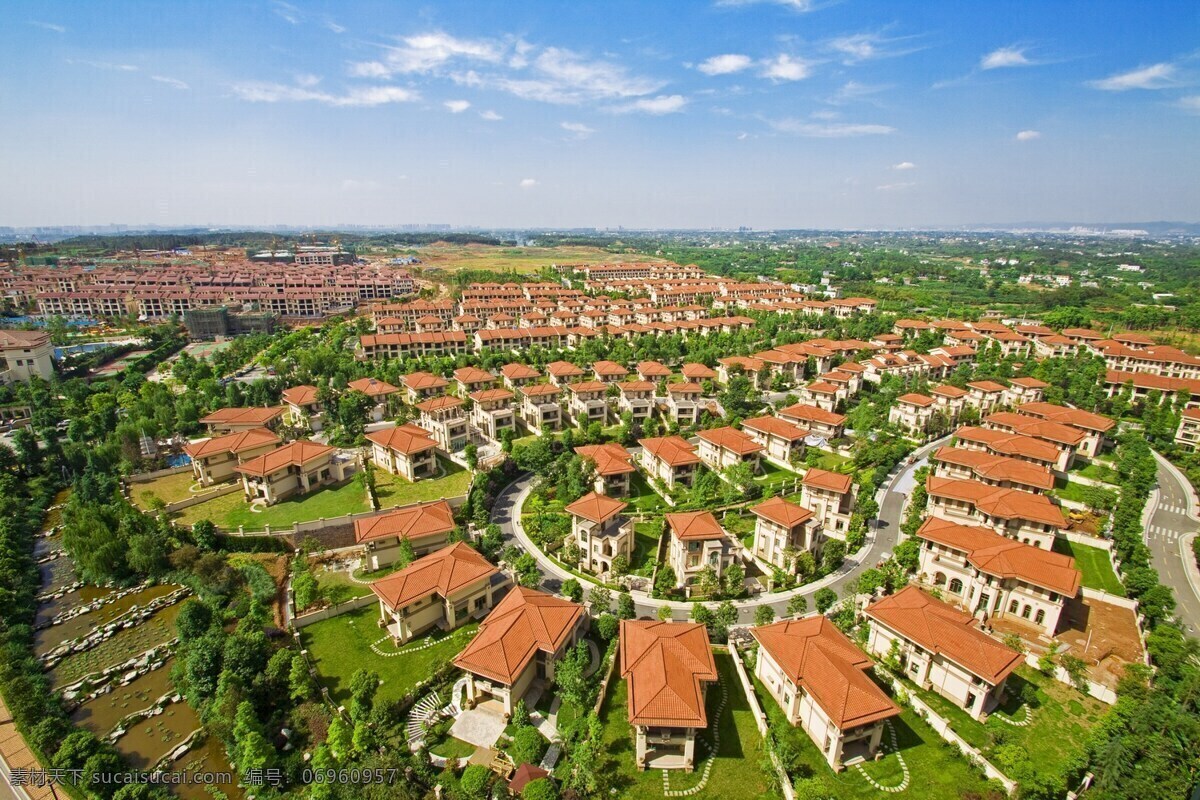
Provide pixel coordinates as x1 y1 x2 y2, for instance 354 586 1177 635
1 0 1197 229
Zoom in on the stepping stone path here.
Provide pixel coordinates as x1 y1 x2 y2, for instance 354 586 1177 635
991 704 1033 726
369 634 447 657
853 720 910 793
661 678 729 797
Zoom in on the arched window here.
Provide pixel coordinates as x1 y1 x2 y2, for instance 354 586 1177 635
949 578 964 594
1009 600 1019 614
934 572 947 586
1035 609 1045 625
1021 605 1032 619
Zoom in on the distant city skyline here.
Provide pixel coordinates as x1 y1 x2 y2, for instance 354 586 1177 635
1 0 1197 229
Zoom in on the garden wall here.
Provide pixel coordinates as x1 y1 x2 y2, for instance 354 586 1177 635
127 464 192 483
292 594 376 629
1079 586 1139 610
1020 654 1118 705
164 483 240 513
1057 531 1114 551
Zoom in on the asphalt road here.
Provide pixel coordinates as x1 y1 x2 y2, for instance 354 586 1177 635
1147 453 1200 634
489 436 950 622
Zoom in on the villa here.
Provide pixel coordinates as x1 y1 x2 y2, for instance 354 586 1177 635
778 403 846 440
354 499 457 571
469 387 516 443
801 468 855 539
616 380 656 423
575 442 636 496
348 377 401 421
639 435 701 490
697 426 763 473
235 439 343 505
925 475 1067 549
200 405 285 433
567 380 610 427
665 382 706 426
751 496 819 573
281 384 324 432
366 423 439 482
184 427 281 486
567 491 634 575
664 511 735 592
519 383 563 434
742 415 808 465
417 395 470 452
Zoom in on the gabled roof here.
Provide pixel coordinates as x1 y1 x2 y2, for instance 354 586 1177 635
453 366 495 385
453 587 584 685
620 621 717 729
354 499 455 543
349 377 401 397
915 517 1080 595
803 467 853 494
639 436 700 467
470 388 514 403
681 363 717 380
370 542 498 609
200 406 285 426
984 412 1086 447
925 476 1067 528
778 403 847 427
546 360 585 378
521 383 562 399
865 586 1023 685
593 360 630 377
235 440 335 477
665 511 726 541
183 427 281 459
697 426 763 455
931 384 969 399
501 363 542 380
1009 377 1049 390
636 360 673 378
967 380 1007 393
567 380 608 394
575 443 636 476
742 415 809 441
752 496 814 529
932 446 1055 491
565 491 628 523
1016 402 1115 434
898 393 935 407
416 395 464 414
752 616 900 730
366 423 438 455
953 426 1062 463
281 385 319 406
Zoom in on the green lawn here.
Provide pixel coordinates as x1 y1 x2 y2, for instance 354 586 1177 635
809 450 852 473
753 675 997 800
299 604 479 705
1052 480 1104 506
1069 461 1120 485
627 472 669 513
594 652 772 800
130 470 201 508
753 461 804 492
316 568 373 601
631 521 663 576
375 457 472 507
174 478 372 530
1052 538 1125 596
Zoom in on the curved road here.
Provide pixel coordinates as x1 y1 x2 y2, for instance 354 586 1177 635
490 435 951 621
1147 452 1200 634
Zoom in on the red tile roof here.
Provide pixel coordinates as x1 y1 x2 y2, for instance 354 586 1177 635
453 366 495 385
453 587 584 685
665 511 726 541
636 360 673 378
521 383 562 399
282 385 320 406
916 517 1080 595
235 440 335 477
565 491 628 523
416 395 464 414
925 476 1067 528
501 363 542 380
932 446 1055 492
575 443 636 476
752 616 900 730
470 388 514 403
803 467 853 494
593 360 630 377
547 360 585 378
697 426 763 455
640 436 701 467
354 499 455 543
1016 402 1114 434
742 415 809 441
349 377 401 397
681 363 717 380
984 412 1086 447
200 406 285 426
865 586 1023 685
620 621 718 729
898 393 935 407
184 427 281 459
953 426 1062 464
370 542 498 609
367 423 438 455
778 403 847 427
752 496 814 529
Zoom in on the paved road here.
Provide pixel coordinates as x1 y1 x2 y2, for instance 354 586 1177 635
490 435 950 621
1147 452 1200 634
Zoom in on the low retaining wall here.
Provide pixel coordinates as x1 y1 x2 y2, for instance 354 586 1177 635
292 594 376 629
127 464 192 483
1021 654 1117 705
165 482 240 513
1056 530 1113 552
591 639 621 716
1080 585 1138 610
220 493 468 540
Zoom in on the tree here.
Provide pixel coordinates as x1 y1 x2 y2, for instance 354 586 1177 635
554 642 590 708
175 599 213 641
657 605 673 621
522 778 559 800
293 569 321 610
326 715 354 760
814 587 837 613
693 565 720 598
712 600 738 642
588 585 612 612
510 726 547 766
396 537 416 569
459 765 491 800
821 540 846 573
755 605 775 626
561 577 584 603
793 551 817 580
856 567 886 596
464 443 479 470
513 553 541 588
654 565 677 598
723 562 745 597
617 592 636 619
348 669 380 722
786 594 808 618
512 699 531 728
289 654 318 702
191 519 217 551
596 612 619 641
564 714 603 796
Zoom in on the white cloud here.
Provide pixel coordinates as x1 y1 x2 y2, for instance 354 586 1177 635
28 20 65 33
716 0 815 11
531 47 662 99
613 94 688 114
697 54 753 76
892 161 916 170
68 59 139 72
323 19 346 34
350 31 505 77
479 110 503 120
519 178 538 189
348 61 391 78
232 82 419 107
1015 129 1041 141
150 75 190 90
1088 62 1177 91
981 47 1031 70
561 121 596 138
760 54 812 82
1177 95 1200 114
826 80 888 105
444 99 471 113
876 182 915 191
829 34 878 63
770 118 895 137
271 1 301 25
295 73 322 88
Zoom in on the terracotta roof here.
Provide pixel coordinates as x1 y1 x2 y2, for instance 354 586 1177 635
547 360 585 377
367 423 438 455
752 496 814 529
932 446 1055 491
1105 369 1200 396
778 403 847 427
501 363 542 380
349 377 401 397
1009 377 1049 389
508 764 550 794
0 329 50 348
667 381 703 395
636 360 673 378
617 380 656 393
282 385 319 406
354 499 455 543
718 355 766 373
235 440 335 477
697 426 763 455
665 511 726 541
865 586 1023 685
470 387 514 403
742 415 809 441
200 406 285 426
953 426 1062 463
521 383 562 399
898 393 935 407
575 443 636 476
183 427 281 459
752 616 900 730
984 412 1086 447
593 360 630 376
925 476 1067 528
803 467 853 494
370 542 498 609
967 380 1007 393
916 517 1080 595
416 395 464 414
639 436 701 467
620 621 717 729
681 363 717 380
453 587 584 685
567 380 609 394
565 491 628 523
804 381 840 395
931 385 969 398
1016 402 1115 434
453 366 495 385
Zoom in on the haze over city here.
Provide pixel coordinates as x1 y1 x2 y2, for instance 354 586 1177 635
2 0 1198 229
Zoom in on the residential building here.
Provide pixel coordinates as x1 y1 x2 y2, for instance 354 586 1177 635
1004 377 1048 407
183 427 281 486
546 360 585 386
681 362 717 383
915 517 1080 635
697 426 763 472
965 381 1007 415
454 587 587 718
889 393 936 437
200 405 285 433
281 384 324 432
348 377 401 421
1015 402 1115 458
402 371 450 405
665 511 735 591
567 491 634 576
616 380 656 423
717 355 766 387
453 366 496 397
370 543 502 644
742 415 808 465
567 380 610 427
982 412 1084 469
367 423 439 482
801 468 855 539
639 435 701 490
953 426 1065 473
354 499 456 570
1177 408 1200 451
519 383 563 435
235 440 343 505
930 446 1055 495
751 496 819 572
865 586 1023 721
0 330 55 383
753 617 900 770
620 620 718 771
501 363 542 390
576 442 636 496
469 387 516 442
665 382 705 425
925 476 1067 549
778 403 846 440
417 395 469 452
593 360 630 383
636 360 673 383
931 384 969 421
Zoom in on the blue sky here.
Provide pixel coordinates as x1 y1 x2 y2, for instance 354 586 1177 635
1 0 1198 229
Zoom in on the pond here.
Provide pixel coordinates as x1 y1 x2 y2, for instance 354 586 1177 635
72 661 177 736
113 700 201 771
49 601 185 689
38 584 182 657
173 737 245 800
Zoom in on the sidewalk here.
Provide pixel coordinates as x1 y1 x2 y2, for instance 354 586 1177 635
0 694 57 800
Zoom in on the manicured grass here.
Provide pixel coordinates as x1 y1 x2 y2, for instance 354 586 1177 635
753 674 997 800
429 734 476 759
1070 461 1120 485
130 470 203 508
595 652 772 800
809 450 852 473
628 472 668 513
174 479 372 531
300 604 479 705
316 568 373 601
375 457 472 507
1052 538 1125 596
1052 480 1104 506
753 461 804 492
631 521 662 576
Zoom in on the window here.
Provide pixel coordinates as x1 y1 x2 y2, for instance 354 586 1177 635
949 578 964 594
1009 600 1019 614
1035 609 1045 625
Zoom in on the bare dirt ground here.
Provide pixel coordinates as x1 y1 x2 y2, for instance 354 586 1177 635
1056 594 1144 688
